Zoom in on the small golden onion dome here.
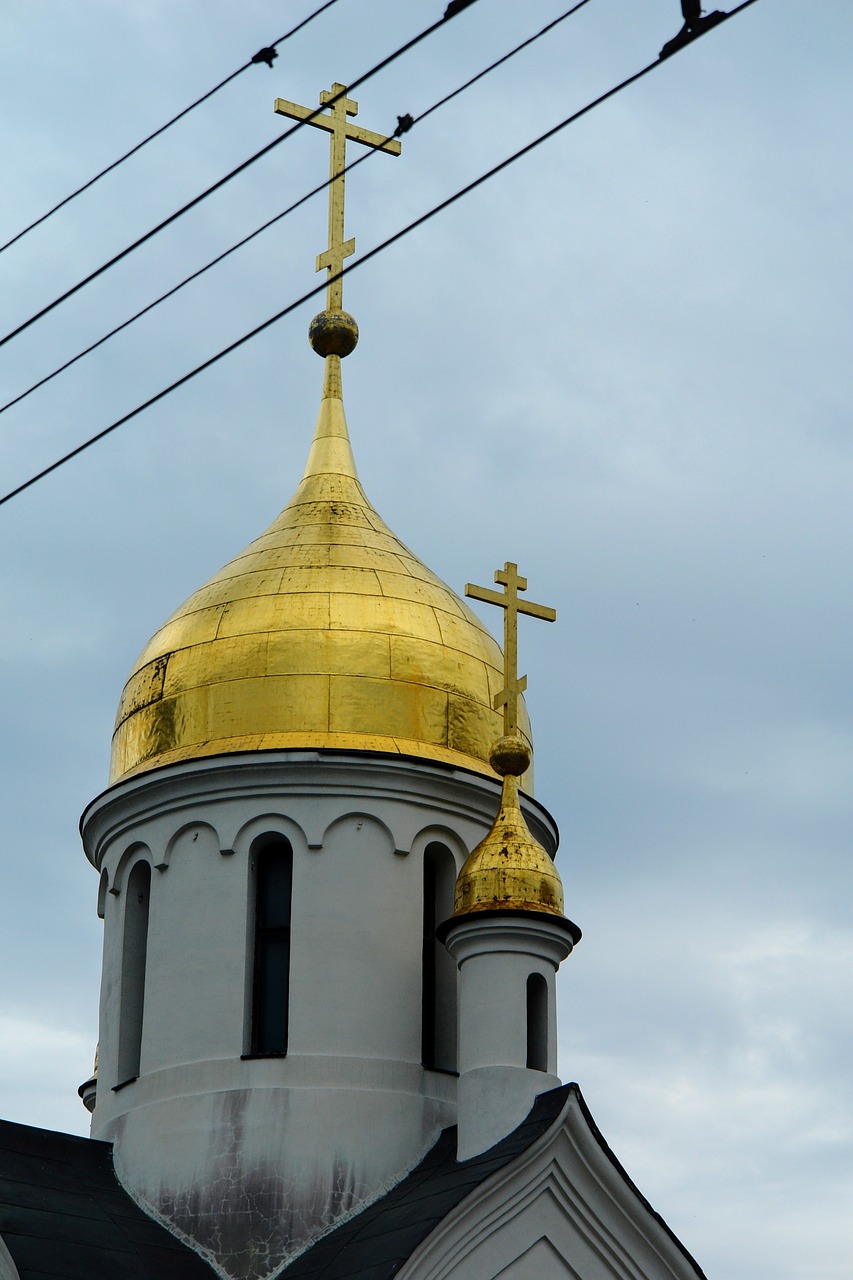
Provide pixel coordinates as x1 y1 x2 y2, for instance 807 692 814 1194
110 347 533 786
452 736 565 918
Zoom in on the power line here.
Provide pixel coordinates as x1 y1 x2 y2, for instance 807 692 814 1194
0 0 483 351
0 0 346 257
0 0 761 510
411 0 595 126
0 0 597 420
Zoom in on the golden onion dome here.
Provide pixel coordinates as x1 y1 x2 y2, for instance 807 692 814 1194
110 350 533 786
451 736 572 922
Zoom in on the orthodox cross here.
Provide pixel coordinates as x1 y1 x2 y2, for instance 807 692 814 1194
274 83 402 312
466 563 556 737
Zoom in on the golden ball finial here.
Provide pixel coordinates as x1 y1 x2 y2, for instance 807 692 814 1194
489 734 531 778
309 309 359 358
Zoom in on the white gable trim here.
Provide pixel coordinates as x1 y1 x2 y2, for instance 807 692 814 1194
399 1089 703 1280
495 1236 581 1278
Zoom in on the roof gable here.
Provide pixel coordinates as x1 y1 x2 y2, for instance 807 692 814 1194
400 1086 706 1280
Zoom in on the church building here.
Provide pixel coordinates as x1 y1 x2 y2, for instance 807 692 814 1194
0 80 707 1280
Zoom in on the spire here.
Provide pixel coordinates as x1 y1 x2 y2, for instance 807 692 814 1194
466 562 556 737
451 564 579 928
274 79 403 492
298 352 360 485
274 82 401 314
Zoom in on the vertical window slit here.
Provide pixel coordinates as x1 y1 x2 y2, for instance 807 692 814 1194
117 860 151 1084
252 840 292 1056
422 842 458 1073
526 972 548 1072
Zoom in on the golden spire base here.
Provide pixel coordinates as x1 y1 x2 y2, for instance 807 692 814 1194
297 354 360 485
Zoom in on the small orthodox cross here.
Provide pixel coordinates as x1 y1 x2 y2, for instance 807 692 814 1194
466 563 556 737
274 83 402 312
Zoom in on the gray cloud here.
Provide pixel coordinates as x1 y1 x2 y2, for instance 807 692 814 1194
1 3 851 1276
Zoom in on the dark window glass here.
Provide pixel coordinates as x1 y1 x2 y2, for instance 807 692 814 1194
117 861 151 1084
422 843 458 1072
252 841 292 1055
526 972 548 1072
259 855 292 928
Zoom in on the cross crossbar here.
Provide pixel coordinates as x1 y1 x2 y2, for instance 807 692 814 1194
274 83 401 311
466 562 555 737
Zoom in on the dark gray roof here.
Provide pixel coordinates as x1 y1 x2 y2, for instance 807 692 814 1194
0 1118 217 1279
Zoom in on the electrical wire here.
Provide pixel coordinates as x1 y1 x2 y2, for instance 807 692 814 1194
0 0 597 419
0 0 347 257
0 0 483 351
0 0 761 510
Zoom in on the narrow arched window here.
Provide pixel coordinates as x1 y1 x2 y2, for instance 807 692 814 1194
117 861 151 1084
252 839 292 1056
526 972 548 1072
422 842 458 1073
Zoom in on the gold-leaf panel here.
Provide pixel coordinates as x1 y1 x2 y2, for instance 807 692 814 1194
267 629 390 678
141 605 226 659
329 594 443 642
216 593 331 638
390 636 491 704
375 571 463 614
162 634 270 696
327 544 410 573
205 674 330 736
329 674 448 743
114 654 169 729
278 565 382 595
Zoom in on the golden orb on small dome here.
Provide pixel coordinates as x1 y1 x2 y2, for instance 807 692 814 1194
489 734 531 778
309 309 359 358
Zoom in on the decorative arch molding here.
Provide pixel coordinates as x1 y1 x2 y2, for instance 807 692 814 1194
320 810 398 857
161 820 221 869
410 824 469 868
109 842 153 897
232 812 309 860
82 751 559 876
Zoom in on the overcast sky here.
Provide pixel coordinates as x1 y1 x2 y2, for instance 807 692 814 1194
1 2 851 1277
